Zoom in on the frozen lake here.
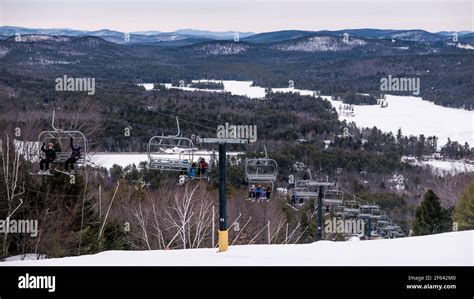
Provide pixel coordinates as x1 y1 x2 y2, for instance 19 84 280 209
90 151 241 169
328 95 473 148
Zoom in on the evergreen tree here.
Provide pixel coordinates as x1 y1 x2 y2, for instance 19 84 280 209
453 182 474 231
396 128 402 143
412 189 451 235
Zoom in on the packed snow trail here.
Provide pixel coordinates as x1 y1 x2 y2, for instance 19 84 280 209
2 231 472 266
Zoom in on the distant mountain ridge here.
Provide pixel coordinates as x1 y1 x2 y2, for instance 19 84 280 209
1 26 472 46
0 26 254 44
0 27 472 110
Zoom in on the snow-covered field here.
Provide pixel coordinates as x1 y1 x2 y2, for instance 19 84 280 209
417 160 474 176
139 80 474 147
2 231 472 266
90 153 148 169
329 95 474 148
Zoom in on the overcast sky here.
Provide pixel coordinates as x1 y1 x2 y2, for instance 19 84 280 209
0 0 472 33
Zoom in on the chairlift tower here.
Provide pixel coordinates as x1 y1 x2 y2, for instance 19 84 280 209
297 170 334 241
312 181 335 241
197 137 248 252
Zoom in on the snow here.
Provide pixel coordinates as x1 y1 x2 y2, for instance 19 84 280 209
415 159 474 176
143 80 268 99
1 231 472 266
274 36 367 52
90 151 241 170
457 43 474 50
328 95 474 147
4 254 46 262
194 43 249 55
90 153 149 169
16 35 71 42
199 80 267 98
139 80 474 147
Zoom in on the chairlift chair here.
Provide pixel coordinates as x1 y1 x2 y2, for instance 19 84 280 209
291 187 318 200
382 223 396 236
147 135 195 172
245 158 278 187
245 145 278 184
323 190 344 205
389 225 404 238
369 206 383 219
294 179 310 188
333 205 345 219
343 200 360 213
147 117 202 174
376 222 390 237
395 227 406 237
359 205 372 219
37 109 88 166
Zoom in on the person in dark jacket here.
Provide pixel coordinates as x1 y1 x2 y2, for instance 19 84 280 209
64 137 82 173
199 158 208 177
39 142 56 174
265 185 272 200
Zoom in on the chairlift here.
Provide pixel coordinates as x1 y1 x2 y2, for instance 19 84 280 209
294 179 310 188
37 109 88 166
323 190 344 205
333 205 345 219
369 206 383 219
245 146 278 186
294 169 330 187
389 225 404 238
376 222 390 237
378 214 389 223
359 204 382 219
291 188 318 200
359 204 372 219
343 200 360 212
343 200 360 218
369 231 379 237
147 117 196 172
289 187 318 206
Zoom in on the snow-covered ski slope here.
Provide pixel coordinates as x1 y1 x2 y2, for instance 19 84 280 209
2 231 472 266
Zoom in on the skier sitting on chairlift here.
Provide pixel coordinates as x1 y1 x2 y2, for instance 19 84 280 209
290 192 296 206
255 185 266 200
64 137 81 174
324 205 330 214
265 185 272 200
189 162 197 177
199 158 208 177
39 142 57 175
248 184 256 200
